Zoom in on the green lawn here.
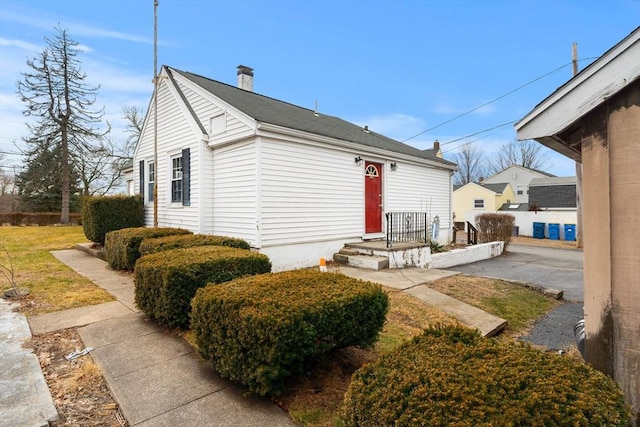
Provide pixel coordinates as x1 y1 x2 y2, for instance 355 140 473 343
0 226 114 316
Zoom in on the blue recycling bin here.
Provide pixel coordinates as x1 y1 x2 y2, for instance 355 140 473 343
548 223 560 240
533 222 545 239
564 224 576 241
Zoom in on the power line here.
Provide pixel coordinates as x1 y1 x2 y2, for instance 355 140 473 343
402 57 599 143
440 120 517 147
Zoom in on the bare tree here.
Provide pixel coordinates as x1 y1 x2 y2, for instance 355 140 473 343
450 141 486 185
122 105 144 156
16 26 109 223
486 139 551 175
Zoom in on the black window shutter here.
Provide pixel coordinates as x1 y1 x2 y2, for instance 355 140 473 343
139 160 145 199
182 148 190 206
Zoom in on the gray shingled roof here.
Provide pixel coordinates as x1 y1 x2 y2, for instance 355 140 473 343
481 183 509 194
529 184 577 208
168 66 456 168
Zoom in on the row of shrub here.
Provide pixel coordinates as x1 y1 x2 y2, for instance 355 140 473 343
113 227 389 397
0 212 81 226
341 325 631 426
191 269 389 396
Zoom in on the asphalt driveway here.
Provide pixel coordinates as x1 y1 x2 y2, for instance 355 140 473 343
448 244 583 302
447 244 584 351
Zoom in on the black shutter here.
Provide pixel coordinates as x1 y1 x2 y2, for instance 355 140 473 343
139 160 145 199
182 148 190 206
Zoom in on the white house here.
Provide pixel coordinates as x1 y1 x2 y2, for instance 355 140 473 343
133 65 457 271
482 165 554 204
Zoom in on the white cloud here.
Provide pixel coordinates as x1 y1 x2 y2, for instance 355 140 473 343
0 38 41 52
0 9 152 45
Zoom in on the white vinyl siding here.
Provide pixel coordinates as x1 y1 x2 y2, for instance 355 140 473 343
175 79 252 143
385 161 452 241
212 141 257 244
260 139 362 246
135 78 201 230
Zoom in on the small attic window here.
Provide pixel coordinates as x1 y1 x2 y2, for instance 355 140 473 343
209 113 226 135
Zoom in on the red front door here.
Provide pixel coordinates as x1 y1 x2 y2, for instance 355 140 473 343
364 161 383 234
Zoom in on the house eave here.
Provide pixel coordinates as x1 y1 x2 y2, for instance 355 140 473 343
256 122 458 171
515 27 640 161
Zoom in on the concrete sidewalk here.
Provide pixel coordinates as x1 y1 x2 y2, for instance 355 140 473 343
331 266 507 337
0 299 58 427
34 249 295 427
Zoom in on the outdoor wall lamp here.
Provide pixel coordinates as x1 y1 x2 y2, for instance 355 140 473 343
354 156 363 165
390 162 398 171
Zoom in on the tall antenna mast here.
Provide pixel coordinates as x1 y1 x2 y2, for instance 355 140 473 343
153 0 159 227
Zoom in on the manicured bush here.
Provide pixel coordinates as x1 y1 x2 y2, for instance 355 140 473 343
134 246 271 329
104 227 191 270
341 325 631 426
82 195 144 244
191 270 389 396
139 233 250 256
476 212 515 250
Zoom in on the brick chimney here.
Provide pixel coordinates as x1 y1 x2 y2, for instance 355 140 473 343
237 65 254 91
433 140 440 151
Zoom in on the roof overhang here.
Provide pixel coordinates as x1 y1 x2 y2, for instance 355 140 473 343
515 27 640 162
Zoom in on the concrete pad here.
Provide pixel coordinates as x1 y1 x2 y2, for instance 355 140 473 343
135 386 296 427
83 330 193 378
106 354 228 425
78 312 162 348
331 266 459 290
28 301 134 335
406 285 507 337
0 299 58 427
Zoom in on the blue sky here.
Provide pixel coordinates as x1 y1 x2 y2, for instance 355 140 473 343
1 0 639 178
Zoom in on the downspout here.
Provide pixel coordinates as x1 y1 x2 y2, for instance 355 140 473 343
255 135 262 249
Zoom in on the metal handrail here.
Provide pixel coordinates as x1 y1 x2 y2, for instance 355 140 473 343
386 212 428 248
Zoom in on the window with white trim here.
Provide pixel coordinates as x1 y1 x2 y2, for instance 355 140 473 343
474 199 484 208
171 156 183 203
516 185 524 195
148 162 155 202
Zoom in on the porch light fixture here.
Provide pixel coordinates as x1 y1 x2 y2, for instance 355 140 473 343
390 162 398 171
354 156 363 165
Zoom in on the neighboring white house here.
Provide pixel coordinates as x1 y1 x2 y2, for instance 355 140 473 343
132 65 457 271
482 165 554 203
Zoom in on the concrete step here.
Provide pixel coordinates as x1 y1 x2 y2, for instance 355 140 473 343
333 253 389 270
338 248 360 256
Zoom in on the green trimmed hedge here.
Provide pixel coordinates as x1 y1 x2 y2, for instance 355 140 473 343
105 227 191 270
191 270 389 396
139 234 250 256
82 195 144 244
342 326 631 426
134 246 271 329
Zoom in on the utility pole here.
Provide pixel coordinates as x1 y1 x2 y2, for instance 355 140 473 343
573 42 583 248
153 0 159 228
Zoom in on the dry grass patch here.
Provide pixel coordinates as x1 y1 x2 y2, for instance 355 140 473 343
510 235 578 250
0 226 114 315
28 328 123 426
428 275 561 337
